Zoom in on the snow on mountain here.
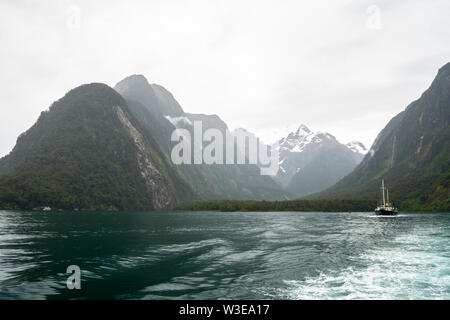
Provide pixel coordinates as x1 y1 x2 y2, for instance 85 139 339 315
278 124 365 157
274 124 367 193
278 125 336 157
346 141 368 155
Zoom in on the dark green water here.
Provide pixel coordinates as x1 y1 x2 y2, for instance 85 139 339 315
0 210 449 299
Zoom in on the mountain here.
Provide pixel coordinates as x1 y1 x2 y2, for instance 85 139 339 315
0 83 194 210
274 124 367 197
114 75 287 201
115 75 184 117
313 62 450 211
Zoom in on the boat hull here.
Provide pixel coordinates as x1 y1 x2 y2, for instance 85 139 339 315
375 209 398 216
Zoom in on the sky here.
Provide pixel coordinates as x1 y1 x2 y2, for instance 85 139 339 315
0 0 449 157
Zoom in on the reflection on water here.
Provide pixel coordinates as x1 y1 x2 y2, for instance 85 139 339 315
0 210 449 299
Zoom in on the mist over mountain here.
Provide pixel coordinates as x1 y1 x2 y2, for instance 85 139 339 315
115 75 185 118
312 62 450 210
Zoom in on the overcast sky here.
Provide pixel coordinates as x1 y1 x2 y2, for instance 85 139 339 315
1 0 449 157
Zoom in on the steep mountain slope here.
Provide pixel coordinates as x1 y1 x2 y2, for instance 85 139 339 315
114 75 287 200
274 124 366 197
0 83 194 210
313 62 450 210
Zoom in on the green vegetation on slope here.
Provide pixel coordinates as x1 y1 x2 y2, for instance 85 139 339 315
0 83 193 211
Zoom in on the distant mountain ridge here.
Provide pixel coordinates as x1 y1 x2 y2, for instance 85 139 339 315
115 74 185 117
273 124 366 197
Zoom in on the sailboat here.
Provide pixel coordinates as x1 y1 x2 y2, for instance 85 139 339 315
375 179 398 215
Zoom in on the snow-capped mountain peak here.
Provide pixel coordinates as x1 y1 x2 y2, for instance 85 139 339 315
278 125 335 154
275 124 368 191
295 124 311 136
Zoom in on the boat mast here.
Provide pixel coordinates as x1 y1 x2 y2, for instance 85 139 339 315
386 188 389 204
381 179 386 206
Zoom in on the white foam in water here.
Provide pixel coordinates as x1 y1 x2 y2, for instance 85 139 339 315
278 228 450 300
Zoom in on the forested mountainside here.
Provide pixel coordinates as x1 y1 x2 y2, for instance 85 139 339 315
311 62 450 211
0 83 194 210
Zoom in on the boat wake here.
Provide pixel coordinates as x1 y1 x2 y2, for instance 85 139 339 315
275 228 450 300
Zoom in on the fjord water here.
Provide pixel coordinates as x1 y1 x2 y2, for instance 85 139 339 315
0 211 449 300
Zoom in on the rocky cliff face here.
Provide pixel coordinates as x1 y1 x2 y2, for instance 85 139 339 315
115 106 173 209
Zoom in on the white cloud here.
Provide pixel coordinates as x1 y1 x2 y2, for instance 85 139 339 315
0 0 449 156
